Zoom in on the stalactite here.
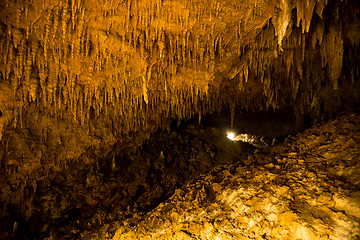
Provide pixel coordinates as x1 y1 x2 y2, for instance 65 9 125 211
230 101 235 128
25 47 32 83
61 7 68 44
294 50 303 79
285 52 294 78
316 20 325 45
53 9 59 40
272 0 291 50
16 6 22 27
327 26 343 90
304 0 316 33
44 11 53 60
0 0 354 150
264 71 271 98
71 0 77 30
316 0 326 18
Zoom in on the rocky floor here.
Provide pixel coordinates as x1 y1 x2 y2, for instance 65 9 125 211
1 111 359 239
84 112 360 240
0 117 250 240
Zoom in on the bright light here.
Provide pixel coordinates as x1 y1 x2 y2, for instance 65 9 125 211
227 132 235 140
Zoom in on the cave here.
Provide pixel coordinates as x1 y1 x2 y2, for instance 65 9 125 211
0 0 360 239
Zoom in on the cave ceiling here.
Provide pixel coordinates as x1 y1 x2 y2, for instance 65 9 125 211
0 0 359 142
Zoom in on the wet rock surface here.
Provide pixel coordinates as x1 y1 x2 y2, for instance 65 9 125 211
98 112 360 240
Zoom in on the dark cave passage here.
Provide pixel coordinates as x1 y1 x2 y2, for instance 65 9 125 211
1 104 308 239
1 107 360 239
0 110 254 239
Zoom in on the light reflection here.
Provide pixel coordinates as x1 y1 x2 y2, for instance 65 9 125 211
227 132 236 141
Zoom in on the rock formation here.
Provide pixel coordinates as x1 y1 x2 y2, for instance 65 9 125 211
0 0 359 238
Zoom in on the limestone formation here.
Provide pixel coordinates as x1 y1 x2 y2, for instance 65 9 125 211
0 0 359 238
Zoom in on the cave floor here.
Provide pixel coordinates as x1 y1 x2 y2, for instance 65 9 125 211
1 114 247 240
86 112 360 240
1 112 360 240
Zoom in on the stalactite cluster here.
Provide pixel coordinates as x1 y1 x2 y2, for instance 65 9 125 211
0 1 359 236
0 0 359 139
